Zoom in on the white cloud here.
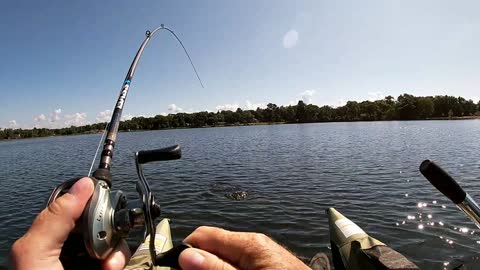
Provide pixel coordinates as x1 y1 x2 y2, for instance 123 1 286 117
160 112 168 116
367 91 385 101
283 29 299 49
335 98 347 107
216 103 240 111
8 120 17 128
244 100 266 110
121 114 134 121
50 108 62 123
33 114 48 128
216 101 266 112
168 104 183 113
34 114 46 122
300 90 316 104
96 110 112 123
64 112 88 127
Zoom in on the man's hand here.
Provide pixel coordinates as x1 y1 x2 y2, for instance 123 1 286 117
11 177 130 270
179 226 311 270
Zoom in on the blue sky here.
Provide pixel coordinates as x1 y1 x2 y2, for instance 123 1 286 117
1 0 479 129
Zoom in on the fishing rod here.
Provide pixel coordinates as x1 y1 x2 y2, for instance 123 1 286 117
420 160 480 228
46 25 202 269
94 24 203 185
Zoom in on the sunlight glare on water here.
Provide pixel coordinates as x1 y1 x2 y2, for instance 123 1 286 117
0 121 479 268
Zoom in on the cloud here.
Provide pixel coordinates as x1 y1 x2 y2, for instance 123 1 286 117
336 99 347 107
33 114 48 128
9 120 17 128
216 103 240 111
283 29 299 49
50 109 62 123
34 114 46 122
244 100 266 110
168 104 183 113
64 112 88 127
367 91 385 101
215 101 267 112
122 114 134 121
300 90 316 104
96 110 112 123
32 109 63 128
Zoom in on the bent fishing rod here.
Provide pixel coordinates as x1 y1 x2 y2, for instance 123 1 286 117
94 24 203 185
46 25 203 270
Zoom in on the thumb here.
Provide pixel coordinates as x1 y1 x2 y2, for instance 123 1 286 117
179 248 238 270
29 177 94 251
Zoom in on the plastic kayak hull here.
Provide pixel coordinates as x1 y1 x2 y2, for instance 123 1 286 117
327 208 419 270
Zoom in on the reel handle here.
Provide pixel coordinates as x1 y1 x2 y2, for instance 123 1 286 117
137 144 182 164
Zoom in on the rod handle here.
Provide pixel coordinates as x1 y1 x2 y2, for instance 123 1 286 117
419 160 466 204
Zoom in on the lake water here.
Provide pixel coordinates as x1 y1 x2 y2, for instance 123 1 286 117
1 121 480 269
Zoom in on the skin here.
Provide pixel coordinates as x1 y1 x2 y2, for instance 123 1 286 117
10 177 130 270
179 226 311 270
11 177 310 270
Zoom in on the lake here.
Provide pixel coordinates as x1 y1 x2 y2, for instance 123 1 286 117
1 120 480 269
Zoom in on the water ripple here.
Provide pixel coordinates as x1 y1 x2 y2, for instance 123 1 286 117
0 121 480 268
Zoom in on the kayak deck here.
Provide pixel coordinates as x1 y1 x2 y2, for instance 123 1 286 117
328 208 419 270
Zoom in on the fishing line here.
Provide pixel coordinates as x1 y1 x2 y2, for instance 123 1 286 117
152 25 205 88
88 121 109 176
88 24 203 177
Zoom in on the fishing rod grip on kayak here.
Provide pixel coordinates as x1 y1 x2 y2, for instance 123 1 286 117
136 145 182 164
420 160 480 229
419 160 466 204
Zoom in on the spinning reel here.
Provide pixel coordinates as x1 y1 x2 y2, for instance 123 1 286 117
46 145 190 269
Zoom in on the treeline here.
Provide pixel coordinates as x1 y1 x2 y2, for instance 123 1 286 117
1 94 479 140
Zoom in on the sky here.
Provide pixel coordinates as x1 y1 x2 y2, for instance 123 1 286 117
1 0 479 129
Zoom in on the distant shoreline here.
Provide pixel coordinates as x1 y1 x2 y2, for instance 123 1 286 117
2 93 479 140
1 117 478 142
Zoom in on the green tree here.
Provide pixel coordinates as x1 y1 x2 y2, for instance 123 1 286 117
396 94 418 120
295 101 307 122
416 97 434 119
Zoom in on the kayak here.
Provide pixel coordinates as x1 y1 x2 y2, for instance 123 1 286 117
126 209 421 270
328 208 419 270
125 218 174 270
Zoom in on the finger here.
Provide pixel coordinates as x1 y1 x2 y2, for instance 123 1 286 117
184 226 272 266
179 248 237 270
28 177 94 251
102 239 131 270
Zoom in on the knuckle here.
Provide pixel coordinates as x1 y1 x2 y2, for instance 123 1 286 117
194 225 223 236
11 238 27 259
194 225 213 235
46 195 70 217
252 232 270 245
11 239 22 256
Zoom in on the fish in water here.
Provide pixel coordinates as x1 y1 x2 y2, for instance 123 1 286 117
210 183 249 200
225 191 248 201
